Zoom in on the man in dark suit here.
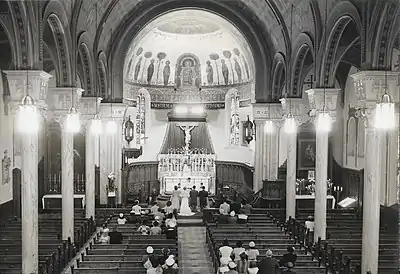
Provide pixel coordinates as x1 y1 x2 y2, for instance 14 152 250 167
199 186 208 212
109 227 123 244
189 186 199 211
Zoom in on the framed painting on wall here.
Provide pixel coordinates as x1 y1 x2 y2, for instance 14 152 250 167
298 139 316 170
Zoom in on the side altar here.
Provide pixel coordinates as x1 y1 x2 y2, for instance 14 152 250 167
158 123 216 194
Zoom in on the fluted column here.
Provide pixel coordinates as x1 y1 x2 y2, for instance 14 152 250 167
306 88 339 241
61 124 74 241
85 122 96 219
351 71 398 274
280 98 308 220
253 120 265 192
4 70 51 274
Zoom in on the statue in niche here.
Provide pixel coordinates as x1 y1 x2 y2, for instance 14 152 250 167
175 54 201 88
147 59 155 84
134 56 142 81
221 59 229 85
234 58 242 83
206 60 213 85
163 60 171 86
2 150 11 185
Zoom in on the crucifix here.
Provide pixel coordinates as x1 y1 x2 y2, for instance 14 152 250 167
179 125 196 149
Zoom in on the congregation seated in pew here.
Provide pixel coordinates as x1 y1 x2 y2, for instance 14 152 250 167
98 224 110 244
108 227 123 244
279 246 297 267
117 212 127 224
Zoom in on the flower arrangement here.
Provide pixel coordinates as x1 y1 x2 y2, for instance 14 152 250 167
107 172 116 194
108 172 116 181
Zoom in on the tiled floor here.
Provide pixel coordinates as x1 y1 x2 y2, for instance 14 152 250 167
178 226 214 274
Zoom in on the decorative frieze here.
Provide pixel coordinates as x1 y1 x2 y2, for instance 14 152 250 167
253 103 283 120
99 103 127 119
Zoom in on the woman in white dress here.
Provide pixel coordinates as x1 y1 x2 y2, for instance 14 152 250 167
170 186 181 211
179 187 195 216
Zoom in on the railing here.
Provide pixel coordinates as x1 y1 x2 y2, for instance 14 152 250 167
46 173 85 194
38 217 96 274
206 225 219 274
266 212 354 274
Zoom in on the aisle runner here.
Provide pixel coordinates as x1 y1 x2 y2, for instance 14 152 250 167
178 226 214 274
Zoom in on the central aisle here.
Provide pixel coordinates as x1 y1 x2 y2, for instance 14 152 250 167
178 216 214 274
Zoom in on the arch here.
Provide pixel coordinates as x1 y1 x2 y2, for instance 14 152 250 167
372 2 399 68
271 52 286 101
108 1 274 102
317 1 362 87
7 1 34 68
97 51 108 99
46 13 73 86
78 43 93 95
291 33 314 97
0 13 16 69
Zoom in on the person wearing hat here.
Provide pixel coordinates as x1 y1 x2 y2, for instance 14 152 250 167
117 213 127 225
258 250 280 274
225 261 238 274
143 246 156 268
281 262 296 273
163 255 178 273
279 246 297 267
246 241 259 262
137 219 150 235
228 210 237 224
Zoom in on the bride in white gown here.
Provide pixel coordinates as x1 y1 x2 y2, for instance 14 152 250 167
179 187 194 216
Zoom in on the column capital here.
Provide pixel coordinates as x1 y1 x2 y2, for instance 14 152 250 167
253 102 283 120
3 70 52 108
305 88 340 112
80 97 102 118
99 103 127 120
350 70 399 104
280 98 310 125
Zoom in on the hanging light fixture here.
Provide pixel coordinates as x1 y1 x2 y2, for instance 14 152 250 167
17 71 40 134
264 104 274 134
65 88 81 133
244 115 254 144
315 0 332 134
124 116 134 144
375 93 396 130
284 113 297 134
375 69 396 130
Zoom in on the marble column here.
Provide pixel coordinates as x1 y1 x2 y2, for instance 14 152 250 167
21 129 39 273
85 122 96 219
314 127 329 241
253 120 265 192
285 130 297 220
62 125 74 241
306 88 339 241
350 71 399 274
262 120 281 180
113 122 123 204
99 132 110 204
4 70 51 274
362 117 382 274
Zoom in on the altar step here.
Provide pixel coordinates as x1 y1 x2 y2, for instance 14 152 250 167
177 213 203 227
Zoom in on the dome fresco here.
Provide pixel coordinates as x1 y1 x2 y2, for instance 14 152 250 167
123 10 255 89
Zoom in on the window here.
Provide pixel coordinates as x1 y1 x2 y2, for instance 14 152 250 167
136 93 146 145
229 91 240 146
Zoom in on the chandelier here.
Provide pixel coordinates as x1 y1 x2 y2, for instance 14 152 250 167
375 93 396 130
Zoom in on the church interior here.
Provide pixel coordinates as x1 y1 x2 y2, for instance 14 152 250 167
0 0 399 273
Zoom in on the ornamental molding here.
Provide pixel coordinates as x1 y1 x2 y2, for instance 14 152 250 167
47 87 83 112
279 98 309 117
306 88 340 114
253 103 283 120
99 103 127 119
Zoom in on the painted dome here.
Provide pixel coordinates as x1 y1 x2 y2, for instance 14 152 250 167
123 9 254 88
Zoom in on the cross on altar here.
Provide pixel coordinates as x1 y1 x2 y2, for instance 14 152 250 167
178 125 197 149
304 74 315 89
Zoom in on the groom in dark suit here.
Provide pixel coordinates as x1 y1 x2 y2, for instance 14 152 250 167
198 186 208 212
189 186 199 212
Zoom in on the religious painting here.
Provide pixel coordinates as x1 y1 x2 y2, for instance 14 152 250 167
175 54 201 88
2 150 11 185
298 139 316 170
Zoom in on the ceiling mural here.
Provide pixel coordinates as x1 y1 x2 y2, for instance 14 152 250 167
123 10 254 89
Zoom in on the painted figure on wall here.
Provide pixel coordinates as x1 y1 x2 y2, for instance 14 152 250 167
176 54 201 88
206 60 213 85
244 59 250 80
221 59 229 85
147 59 155 84
234 58 242 83
163 60 171 86
2 150 11 185
134 56 142 81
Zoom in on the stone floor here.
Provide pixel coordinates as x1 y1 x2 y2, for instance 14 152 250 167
178 224 214 274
